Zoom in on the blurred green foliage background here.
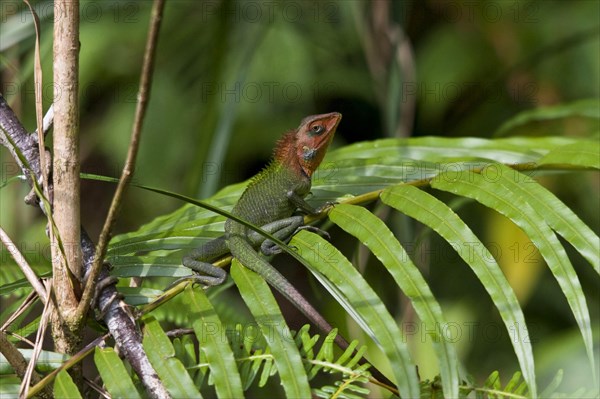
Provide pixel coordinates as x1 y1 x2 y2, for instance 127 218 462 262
1 0 598 393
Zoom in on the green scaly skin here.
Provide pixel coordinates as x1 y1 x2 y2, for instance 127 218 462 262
183 113 393 386
225 161 342 342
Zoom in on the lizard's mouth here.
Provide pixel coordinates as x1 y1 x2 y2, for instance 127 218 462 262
322 112 342 131
315 112 342 148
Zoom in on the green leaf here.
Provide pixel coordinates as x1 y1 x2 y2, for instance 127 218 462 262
312 136 563 201
53 370 82 399
328 204 459 398
431 168 595 381
94 347 141 399
231 260 312 398
0 174 23 190
0 272 52 296
109 256 186 277
504 371 523 393
0 377 19 397
118 287 164 305
0 350 69 374
493 164 599 274
142 317 202 398
540 369 563 398
174 335 201 385
495 99 600 136
484 370 501 390
538 140 600 169
108 216 225 255
324 136 568 165
381 185 537 397
4 317 40 345
184 285 244 398
290 231 420 399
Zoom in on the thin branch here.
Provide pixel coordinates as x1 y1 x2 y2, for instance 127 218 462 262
394 32 416 138
32 104 54 138
20 280 53 398
357 1 416 137
165 328 194 338
3 332 35 349
1 291 38 334
0 227 48 303
78 0 166 317
82 233 170 398
84 376 111 399
22 0 50 198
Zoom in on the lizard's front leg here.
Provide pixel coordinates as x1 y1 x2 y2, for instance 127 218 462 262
246 216 305 256
247 216 330 256
287 190 337 216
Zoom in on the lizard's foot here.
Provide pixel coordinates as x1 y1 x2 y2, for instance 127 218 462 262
181 256 227 288
261 225 331 255
93 276 123 320
167 273 226 291
315 201 338 214
261 239 282 256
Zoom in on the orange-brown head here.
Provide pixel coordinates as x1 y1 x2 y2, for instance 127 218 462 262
274 112 341 178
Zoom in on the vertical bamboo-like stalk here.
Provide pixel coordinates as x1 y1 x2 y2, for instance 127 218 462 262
51 0 82 352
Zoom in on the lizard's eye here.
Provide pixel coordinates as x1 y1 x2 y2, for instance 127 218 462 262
310 125 324 134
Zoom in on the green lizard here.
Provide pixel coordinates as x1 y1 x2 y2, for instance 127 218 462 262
183 113 395 387
183 112 348 345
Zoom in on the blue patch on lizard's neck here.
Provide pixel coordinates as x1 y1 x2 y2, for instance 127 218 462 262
303 148 317 160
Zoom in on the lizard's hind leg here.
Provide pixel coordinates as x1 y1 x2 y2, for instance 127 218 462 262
181 256 227 286
180 236 229 286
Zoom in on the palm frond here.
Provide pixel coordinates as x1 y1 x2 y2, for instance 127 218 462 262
104 135 598 397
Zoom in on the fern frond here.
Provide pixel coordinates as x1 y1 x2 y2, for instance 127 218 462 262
460 369 597 399
313 367 371 399
174 322 376 396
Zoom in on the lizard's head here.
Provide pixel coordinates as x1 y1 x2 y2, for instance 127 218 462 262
294 112 341 177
